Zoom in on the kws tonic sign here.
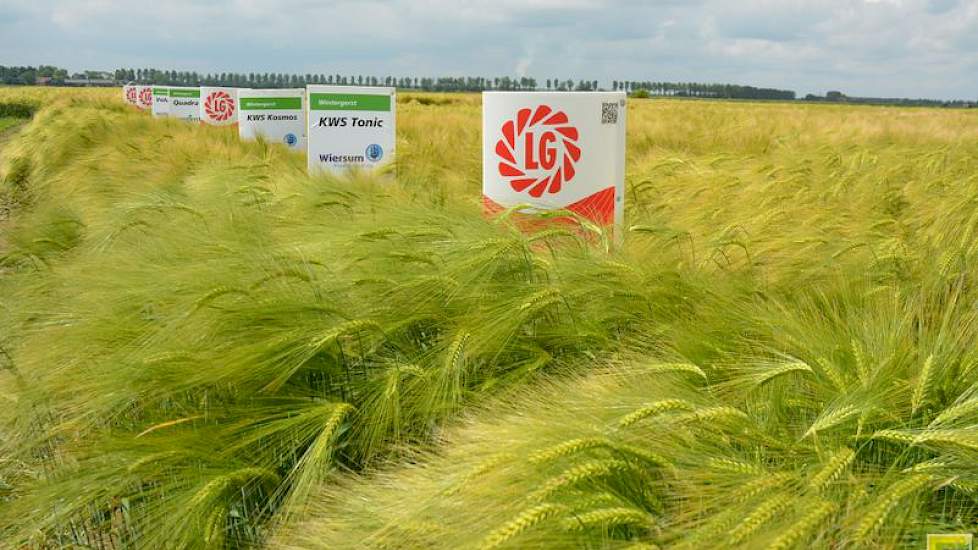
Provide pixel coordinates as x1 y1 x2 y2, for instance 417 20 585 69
483 91 626 233
200 87 238 126
169 87 201 122
306 85 395 174
151 87 169 118
238 89 305 150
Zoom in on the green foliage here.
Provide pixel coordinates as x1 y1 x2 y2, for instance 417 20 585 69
2 88 978 549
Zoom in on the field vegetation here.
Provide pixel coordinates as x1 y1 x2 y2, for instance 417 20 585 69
1 87 978 548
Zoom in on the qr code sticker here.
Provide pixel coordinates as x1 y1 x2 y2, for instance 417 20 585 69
601 102 619 124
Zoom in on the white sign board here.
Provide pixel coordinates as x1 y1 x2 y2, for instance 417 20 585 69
482 92 626 231
306 85 396 174
169 87 201 122
151 87 169 118
123 85 138 108
237 89 305 150
136 85 154 110
199 87 238 126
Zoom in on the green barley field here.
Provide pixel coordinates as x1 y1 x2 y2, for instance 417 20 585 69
2 87 978 549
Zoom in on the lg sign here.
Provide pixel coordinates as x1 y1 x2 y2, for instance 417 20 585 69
495 105 580 198
483 91 626 232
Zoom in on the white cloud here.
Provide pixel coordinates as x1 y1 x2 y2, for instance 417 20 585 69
0 0 976 99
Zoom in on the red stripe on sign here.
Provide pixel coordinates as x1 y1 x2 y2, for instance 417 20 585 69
566 186 616 225
482 186 616 228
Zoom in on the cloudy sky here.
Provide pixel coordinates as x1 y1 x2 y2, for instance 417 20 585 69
2 0 976 99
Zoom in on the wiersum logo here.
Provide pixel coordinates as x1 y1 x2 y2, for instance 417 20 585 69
495 105 581 198
138 88 153 107
204 91 235 121
126 87 138 104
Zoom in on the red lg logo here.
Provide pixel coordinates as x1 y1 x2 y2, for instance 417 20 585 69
495 105 581 198
204 91 235 122
138 88 152 107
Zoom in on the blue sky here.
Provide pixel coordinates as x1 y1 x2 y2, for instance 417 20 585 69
2 0 976 99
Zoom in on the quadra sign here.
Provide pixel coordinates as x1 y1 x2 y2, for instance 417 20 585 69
238 89 306 150
482 91 626 233
306 85 396 174
168 87 201 123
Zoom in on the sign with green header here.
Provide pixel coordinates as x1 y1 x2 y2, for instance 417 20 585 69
151 87 169 118
240 97 303 110
238 89 305 151
308 93 391 112
169 87 201 122
306 85 396 174
928 534 973 550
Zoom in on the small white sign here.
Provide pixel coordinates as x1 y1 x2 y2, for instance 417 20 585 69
482 92 626 232
238 89 305 150
123 85 138 108
169 87 201 122
199 87 238 126
151 87 169 118
136 85 154 110
306 85 396 174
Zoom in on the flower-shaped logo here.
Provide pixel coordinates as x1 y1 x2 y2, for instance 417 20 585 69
138 88 153 108
204 90 235 122
495 105 581 198
126 87 138 104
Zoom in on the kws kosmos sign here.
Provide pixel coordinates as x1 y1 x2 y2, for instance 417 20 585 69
483 92 626 232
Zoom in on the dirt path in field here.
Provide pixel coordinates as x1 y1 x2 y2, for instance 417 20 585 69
0 120 27 253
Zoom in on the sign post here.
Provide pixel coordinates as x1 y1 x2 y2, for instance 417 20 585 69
199 87 238 126
169 87 201 122
151 87 169 118
136 85 154 111
306 85 396 174
482 91 626 236
237 89 305 150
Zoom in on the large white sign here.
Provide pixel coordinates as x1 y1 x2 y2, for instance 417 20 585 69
136 85 154 110
482 92 626 231
306 85 396 174
199 87 238 126
123 85 138 108
237 89 305 150
169 87 201 122
151 87 169 118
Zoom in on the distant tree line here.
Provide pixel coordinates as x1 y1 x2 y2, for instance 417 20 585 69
5 65 976 107
805 91 976 109
613 80 796 101
1 65 69 85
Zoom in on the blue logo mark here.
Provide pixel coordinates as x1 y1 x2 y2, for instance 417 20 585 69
284 133 298 147
366 143 383 162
